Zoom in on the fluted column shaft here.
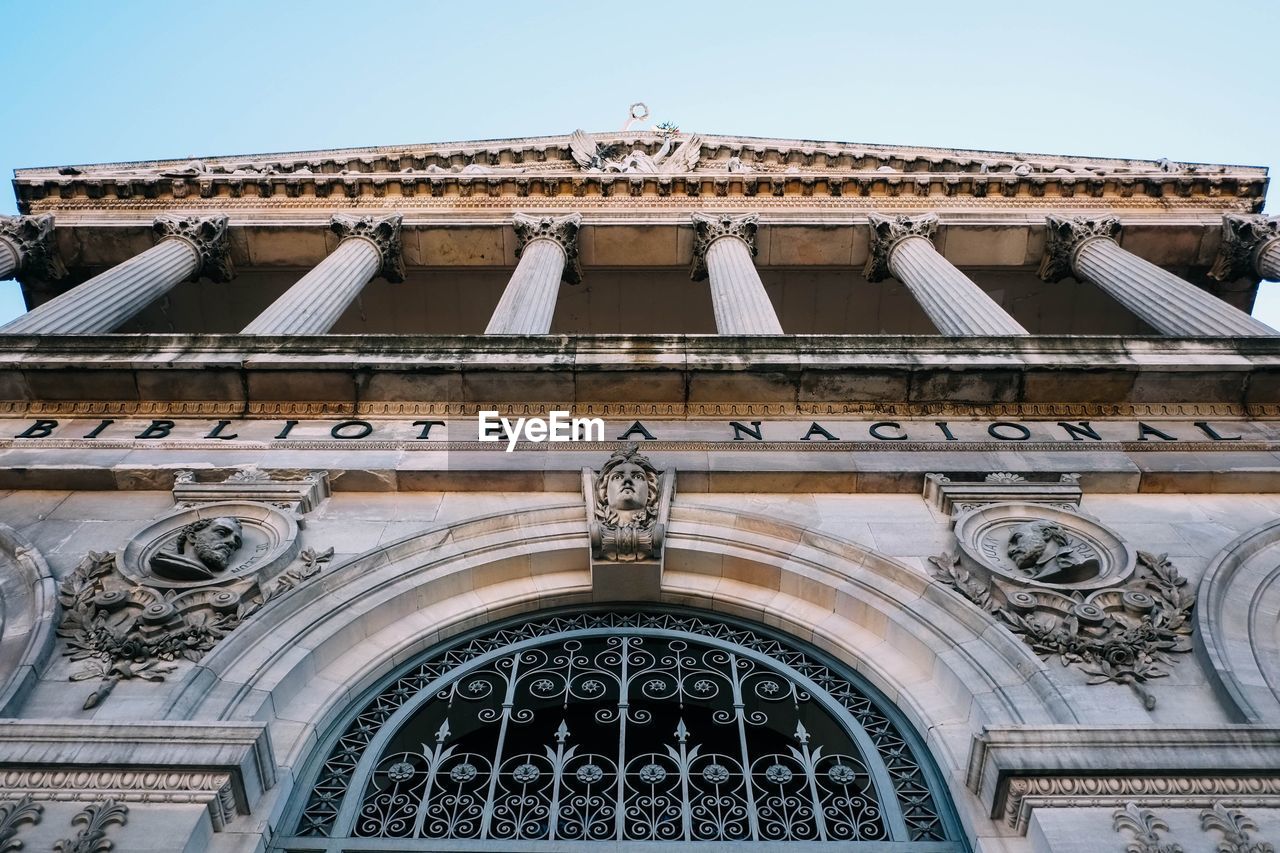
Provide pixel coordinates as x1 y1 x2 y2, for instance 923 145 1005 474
889 237 1028 335
0 238 16 281
690 213 782 335
486 239 568 334
1259 238 1280 281
704 238 782 334
0 239 198 334
486 213 581 335
866 212 1027 335
1075 238 1274 336
244 238 380 334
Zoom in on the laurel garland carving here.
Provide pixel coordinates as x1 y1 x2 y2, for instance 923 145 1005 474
0 795 42 853
1114 803 1183 853
53 800 127 853
929 550 1193 708
56 545 333 709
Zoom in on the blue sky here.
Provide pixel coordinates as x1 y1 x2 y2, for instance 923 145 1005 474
1 0 1277 326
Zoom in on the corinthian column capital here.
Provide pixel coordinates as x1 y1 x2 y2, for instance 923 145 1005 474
0 214 66 280
331 212 405 283
153 214 234 282
1210 214 1280 281
1038 214 1121 282
690 213 758 281
512 212 582 284
864 212 939 282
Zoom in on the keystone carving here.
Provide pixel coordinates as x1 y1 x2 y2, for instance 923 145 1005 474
690 212 758 280
331 212 405 283
1113 803 1183 853
589 444 667 562
57 509 332 709
864 212 939 282
0 795 42 853
1201 803 1274 853
1210 214 1279 282
1038 214 1121 282
512 212 582 284
53 800 127 853
930 548 1193 709
153 214 234 282
0 213 66 281
569 129 701 174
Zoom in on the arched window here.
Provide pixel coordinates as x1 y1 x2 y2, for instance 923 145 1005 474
278 610 965 851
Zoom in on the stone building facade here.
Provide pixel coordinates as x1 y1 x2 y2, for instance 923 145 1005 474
0 129 1278 853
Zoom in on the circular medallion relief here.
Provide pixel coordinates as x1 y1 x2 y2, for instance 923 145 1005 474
953 502 1133 590
117 501 300 589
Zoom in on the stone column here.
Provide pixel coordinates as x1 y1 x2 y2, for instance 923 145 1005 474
1039 215 1275 336
864 212 1028 335
690 213 783 334
1210 214 1280 282
0 214 66 282
485 213 581 335
0 215 232 335
242 213 404 335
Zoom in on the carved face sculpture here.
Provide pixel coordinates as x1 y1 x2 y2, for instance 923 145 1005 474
190 517 243 571
1006 521 1065 570
606 462 649 511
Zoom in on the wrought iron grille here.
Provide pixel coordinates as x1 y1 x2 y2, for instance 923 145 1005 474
289 611 956 848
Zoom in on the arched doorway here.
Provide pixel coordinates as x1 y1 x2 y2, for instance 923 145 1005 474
275 608 966 851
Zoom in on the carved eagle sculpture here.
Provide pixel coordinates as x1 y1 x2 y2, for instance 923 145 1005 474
569 129 701 174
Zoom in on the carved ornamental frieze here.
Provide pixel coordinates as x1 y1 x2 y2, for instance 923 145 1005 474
0 213 66 281
1210 213 1280 282
152 214 234 282
690 212 758 280
1038 214 1121 282
331 212 405 283
512 212 583 284
864 212 939 281
56 501 332 708
931 503 1193 709
584 444 673 600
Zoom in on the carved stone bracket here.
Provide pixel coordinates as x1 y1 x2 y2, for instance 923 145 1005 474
1038 214 1121 282
583 443 674 600
173 468 330 515
1210 214 1280 282
0 214 66 281
864 212 939 282
53 800 127 853
512 212 582 284
690 212 758 280
152 214 233 282
331 212 405 283
924 472 1082 519
56 504 331 708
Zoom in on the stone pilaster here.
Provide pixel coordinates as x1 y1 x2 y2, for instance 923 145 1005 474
485 213 581 335
1039 214 1275 336
1210 214 1280 282
0 215 231 335
0 214 66 281
865 212 1028 336
690 212 783 335
242 213 402 335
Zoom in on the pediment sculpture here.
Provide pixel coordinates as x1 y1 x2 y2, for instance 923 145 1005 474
569 129 701 174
